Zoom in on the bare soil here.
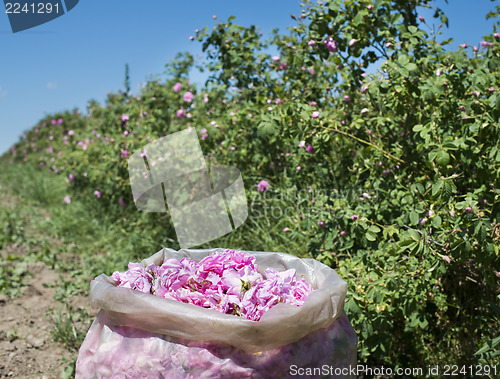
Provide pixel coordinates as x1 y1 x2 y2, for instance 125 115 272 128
0 254 68 378
0 243 95 379
0 184 97 378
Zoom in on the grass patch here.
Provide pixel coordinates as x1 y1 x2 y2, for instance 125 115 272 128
0 254 31 299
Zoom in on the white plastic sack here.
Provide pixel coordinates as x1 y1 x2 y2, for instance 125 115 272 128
76 248 357 378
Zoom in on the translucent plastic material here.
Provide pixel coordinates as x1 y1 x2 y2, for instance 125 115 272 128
76 248 357 378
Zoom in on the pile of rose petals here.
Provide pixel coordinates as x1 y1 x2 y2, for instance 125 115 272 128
111 249 313 321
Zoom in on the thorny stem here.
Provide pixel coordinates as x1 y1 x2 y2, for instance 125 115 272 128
319 120 405 164
403 225 445 247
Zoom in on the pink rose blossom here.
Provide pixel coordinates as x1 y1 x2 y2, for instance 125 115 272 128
200 128 208 140
312 111 320 118
173 82 182 93
183 92 194 102
257 180 269 192
324 37 338 52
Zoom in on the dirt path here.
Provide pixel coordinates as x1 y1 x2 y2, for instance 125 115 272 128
0 184 97 378
0 249 73 378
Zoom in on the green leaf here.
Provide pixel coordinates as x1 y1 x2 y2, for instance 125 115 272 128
257 121 276 137
406 63 417 72
427 261 439 272
346 299 361 314
478 225 487 242
390 13 402 24
409 211 419 225
432 216 442 228
368 225 381 234
435 150 450 166
442 181 453 200
409 314 419 327
469 123 479 133
428 149 438 162
440 13 449 27
398 54 409 66
408 25 418 34
442 141 459 150
431 181 444 197
475 336 500 355
419 317 429 329
416 183 425 195
408 229 421 242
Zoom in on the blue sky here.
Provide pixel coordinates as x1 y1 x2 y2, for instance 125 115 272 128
0 0 498 155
